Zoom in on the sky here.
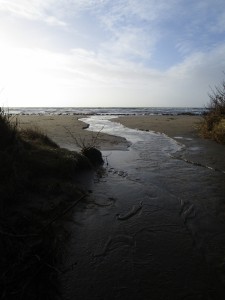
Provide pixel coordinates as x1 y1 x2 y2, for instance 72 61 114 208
0 0 225 107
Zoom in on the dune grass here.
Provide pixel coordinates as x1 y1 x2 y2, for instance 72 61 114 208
0 108 94 299
199 79 225 144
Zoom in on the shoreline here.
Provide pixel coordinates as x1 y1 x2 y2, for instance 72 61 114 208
6 113 225 298
16 114 225 172
16 115 129 151
16 114 203 148
113 115 225 173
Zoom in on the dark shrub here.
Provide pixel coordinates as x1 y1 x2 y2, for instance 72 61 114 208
0 108 18 150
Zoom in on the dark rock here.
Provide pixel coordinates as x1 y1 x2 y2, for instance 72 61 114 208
82 124 90 129
82 147 104 166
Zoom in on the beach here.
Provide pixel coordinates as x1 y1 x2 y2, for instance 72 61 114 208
12 113 225 299
17 114 225 172
17 114 204 148
59 114 225 299
16 115 129 151
114 115 203 139
114 115 225 172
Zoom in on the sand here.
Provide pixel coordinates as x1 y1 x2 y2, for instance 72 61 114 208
113 115 225 172
14 114 225 299
16 115 128 151
113 115 203 139
16 114 225 172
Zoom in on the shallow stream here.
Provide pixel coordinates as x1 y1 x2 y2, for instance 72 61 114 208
62 116 225 300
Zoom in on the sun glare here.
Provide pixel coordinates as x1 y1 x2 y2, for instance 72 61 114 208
0 40 61 106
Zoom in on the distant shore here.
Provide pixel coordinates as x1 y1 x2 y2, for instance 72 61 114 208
17 114 225 172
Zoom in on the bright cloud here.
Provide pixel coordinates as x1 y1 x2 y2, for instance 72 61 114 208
0 0 225 107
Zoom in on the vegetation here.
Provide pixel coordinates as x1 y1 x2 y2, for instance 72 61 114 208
200 79 225 144
0 108 95 299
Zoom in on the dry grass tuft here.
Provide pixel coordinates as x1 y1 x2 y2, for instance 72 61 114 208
21 127 59 149
199 79 225 144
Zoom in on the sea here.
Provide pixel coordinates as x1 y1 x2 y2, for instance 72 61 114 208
8 107 206 116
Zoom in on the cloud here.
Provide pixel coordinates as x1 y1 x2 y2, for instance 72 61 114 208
1 0 225 106
0 0 176 23
1 40 225 107
100 0 177 27
3 0 224 62
174 1 225 55
0 0 106 21
210 11 225 33
98 0 178 60
45 16 67 27
100 26 157 61
0 0 66 26
0 1 182 60
0 0 45 19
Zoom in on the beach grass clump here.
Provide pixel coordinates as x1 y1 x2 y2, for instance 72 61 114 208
0 108 94 299
21 127 59 149
0 108 19 150
200 79 225 144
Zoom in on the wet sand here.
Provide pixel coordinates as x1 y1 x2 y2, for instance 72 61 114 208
113 115 225 173
17 115 225 173
60 115 225 300
15 114 225 299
